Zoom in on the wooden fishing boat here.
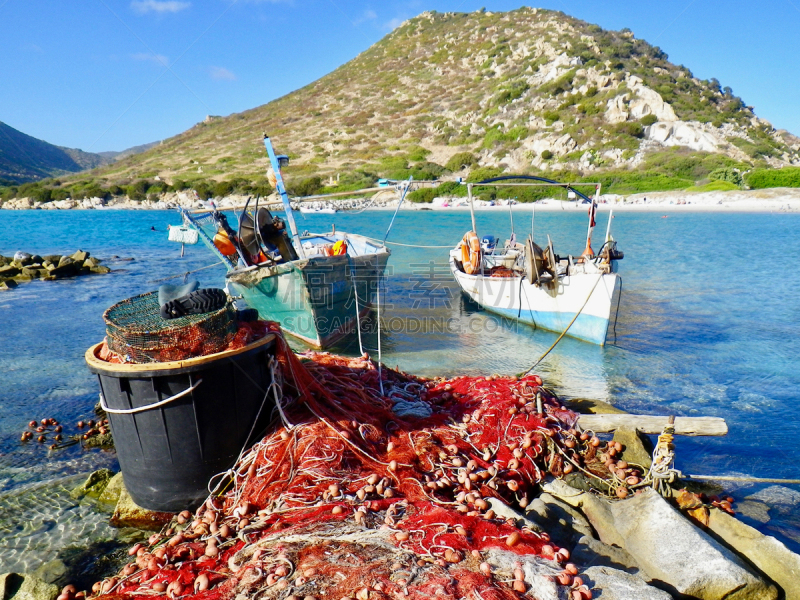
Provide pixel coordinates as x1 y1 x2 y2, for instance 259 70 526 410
182 136 390 348
449 176 623 345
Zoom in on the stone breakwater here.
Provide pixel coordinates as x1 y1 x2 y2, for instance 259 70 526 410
0 250 110 291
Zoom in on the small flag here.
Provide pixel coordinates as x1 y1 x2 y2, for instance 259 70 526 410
588 199 597 228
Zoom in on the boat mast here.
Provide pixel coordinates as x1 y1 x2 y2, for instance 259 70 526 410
263 135 306 259
468 183 477 234
582 184 598 257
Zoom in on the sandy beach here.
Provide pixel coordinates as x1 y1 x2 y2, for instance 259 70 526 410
416 187 800 213
3 186 800 213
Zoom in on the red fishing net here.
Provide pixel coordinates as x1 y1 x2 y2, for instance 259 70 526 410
85 324 616 600
97 321 271 364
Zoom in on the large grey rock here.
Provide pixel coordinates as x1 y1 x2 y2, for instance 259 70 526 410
747 485 800 516
542 479 778 600
70 468 115 499
707 507 800 600
0 573 59 600
97 472 125 507
484 548 562 600
612 426 654 469
583 566 673 600
572 535 642 574
486 497 538 529
109 476 174 531
542 479 623 546
70 250 89 262
32 559 67 585
525 492 594 549
736 500 771 524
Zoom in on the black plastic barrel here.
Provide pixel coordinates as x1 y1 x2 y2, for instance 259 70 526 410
85 335 276 512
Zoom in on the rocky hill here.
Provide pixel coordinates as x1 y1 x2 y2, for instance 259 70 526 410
5 8 800 202
0 121 116 184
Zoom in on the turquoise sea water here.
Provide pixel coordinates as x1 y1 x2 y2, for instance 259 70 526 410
1 207 799 572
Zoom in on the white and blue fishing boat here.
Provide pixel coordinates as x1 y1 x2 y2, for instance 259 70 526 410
181 135 391 348
449 176 623 345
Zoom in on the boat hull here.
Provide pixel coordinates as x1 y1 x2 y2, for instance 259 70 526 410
228 251 389 348
450 259 620 345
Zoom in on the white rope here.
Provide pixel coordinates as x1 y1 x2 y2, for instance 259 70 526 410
348 254 365 357
377 268 384 396
99 379 203 414
362 236 453 249
207 356 282 496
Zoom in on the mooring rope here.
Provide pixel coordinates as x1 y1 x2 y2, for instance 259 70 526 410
518 273 604 377
148 260 225 284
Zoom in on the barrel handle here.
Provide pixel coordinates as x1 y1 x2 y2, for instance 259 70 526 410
100 379 203 414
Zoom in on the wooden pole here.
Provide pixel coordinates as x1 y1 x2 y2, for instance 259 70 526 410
577 414 728 436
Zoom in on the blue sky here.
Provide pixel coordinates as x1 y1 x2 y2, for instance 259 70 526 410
2 0 799 152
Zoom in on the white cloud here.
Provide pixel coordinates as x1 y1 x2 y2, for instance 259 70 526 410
353 9 377 25
131 1 190 15
22 43 44 54
131 52 170 66
385 17 404 31
209 66 236 81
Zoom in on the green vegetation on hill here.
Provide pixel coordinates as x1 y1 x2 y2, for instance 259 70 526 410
746 167 800 189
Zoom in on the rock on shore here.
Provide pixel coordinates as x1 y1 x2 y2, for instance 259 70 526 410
542 478 780 600
0 250 110 290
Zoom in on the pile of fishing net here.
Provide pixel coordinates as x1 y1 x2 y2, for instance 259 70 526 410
85 325 644 600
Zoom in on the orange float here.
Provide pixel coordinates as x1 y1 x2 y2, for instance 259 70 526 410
461 230 481 274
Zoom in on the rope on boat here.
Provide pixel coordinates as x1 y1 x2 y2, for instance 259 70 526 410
363 237 454 248
518 274 604 377
382 178 413 246
148 261 225 284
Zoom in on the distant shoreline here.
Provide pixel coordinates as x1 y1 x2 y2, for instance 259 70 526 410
2 187 800 213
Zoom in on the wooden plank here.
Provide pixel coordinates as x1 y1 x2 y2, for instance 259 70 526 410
577 414 728 436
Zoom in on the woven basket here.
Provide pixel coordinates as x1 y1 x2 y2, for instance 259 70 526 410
104 291 236 363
